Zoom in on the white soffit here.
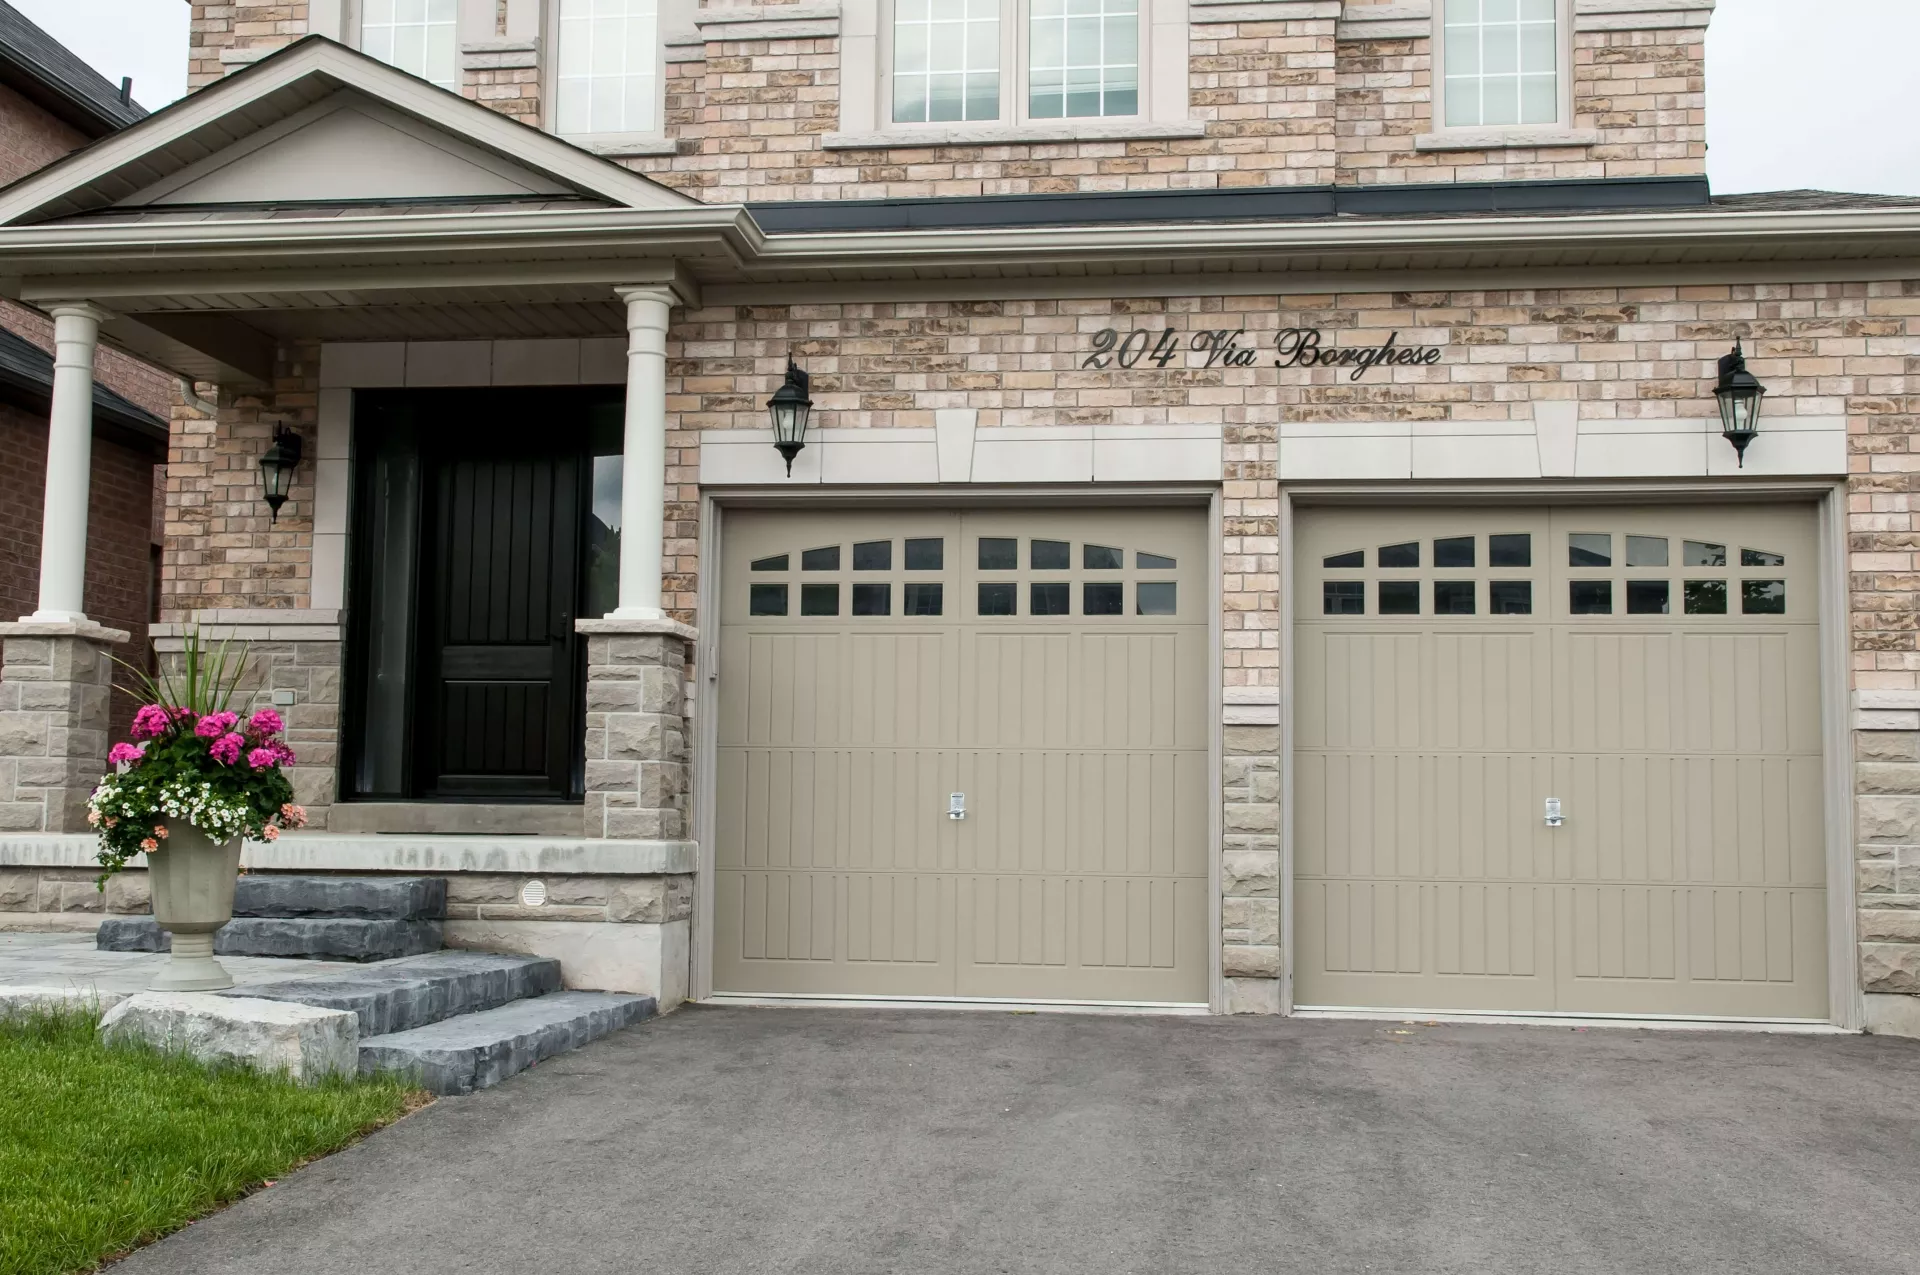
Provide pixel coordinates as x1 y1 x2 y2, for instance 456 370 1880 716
121 95 573 206
0 35 695 226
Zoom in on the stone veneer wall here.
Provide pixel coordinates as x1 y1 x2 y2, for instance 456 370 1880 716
0 634 119 834
583 629 691 840
153 632 342 824
0 864 689 930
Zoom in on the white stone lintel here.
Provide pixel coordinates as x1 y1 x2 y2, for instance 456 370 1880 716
1574 0 1715 31
823 120 1208 149
1191 0 1340 11
1415 128 1602 152
694 4 840 38
151 611 342 644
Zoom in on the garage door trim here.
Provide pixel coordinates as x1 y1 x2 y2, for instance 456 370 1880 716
690 486 1225 1010
1278 481 1858 1030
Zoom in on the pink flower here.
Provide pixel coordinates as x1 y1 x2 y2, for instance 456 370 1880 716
86 809 100 827
209 732 245 765
261 825 279 841
130 705 174 739
194 711 239 739
246 746 279 771
139 838 157 852
247 707 285 737
280 803 308 828
152 825 168 839
107 742 144 767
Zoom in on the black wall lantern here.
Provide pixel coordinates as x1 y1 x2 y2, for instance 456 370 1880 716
1714 339 1767 467
259 423 303 522
766 358 813 476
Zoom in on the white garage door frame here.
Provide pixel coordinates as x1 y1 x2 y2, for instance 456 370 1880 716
1279 480 1861 1032
690 485 1226 1012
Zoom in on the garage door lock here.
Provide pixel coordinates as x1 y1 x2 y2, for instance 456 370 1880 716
1544 798 1565 828
948 793 967 821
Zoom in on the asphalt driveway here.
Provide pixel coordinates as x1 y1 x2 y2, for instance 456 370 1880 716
116 1007 1920 1275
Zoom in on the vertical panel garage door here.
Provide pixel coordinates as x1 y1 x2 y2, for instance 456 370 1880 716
715 508 1210 1003
1294 504 1828 1019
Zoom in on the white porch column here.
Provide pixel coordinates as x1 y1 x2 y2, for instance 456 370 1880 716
29 302 112 624
610 285 675 621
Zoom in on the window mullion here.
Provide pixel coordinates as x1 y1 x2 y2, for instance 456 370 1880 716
1008 0 1024 126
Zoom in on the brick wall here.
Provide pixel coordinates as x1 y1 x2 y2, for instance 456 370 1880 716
181 4 1710 201
0 80 86 177
0 402 160 736
1335 24 1706 185
161 344 319 615
190 3 312 89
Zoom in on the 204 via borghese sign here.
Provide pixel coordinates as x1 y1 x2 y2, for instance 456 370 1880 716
1081 326 1444 380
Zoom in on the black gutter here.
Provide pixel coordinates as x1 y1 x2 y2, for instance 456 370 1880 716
0 327 167 452
747 175 1713 234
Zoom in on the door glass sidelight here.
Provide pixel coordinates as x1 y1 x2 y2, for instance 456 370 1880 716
350 416 422 799
584 452 623 620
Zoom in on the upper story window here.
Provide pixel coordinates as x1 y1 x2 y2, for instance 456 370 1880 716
892 0 1000 123
360 0 459 90
889 0 1143 127
1440 0 1560 129
556 0 662 137
1027 0 1138 120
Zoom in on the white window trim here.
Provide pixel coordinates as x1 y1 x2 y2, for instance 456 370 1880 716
828 0 1195 150
543 0 690 156
1417 0 1598 151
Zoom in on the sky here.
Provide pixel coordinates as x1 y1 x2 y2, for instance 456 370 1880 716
11 0 1920 197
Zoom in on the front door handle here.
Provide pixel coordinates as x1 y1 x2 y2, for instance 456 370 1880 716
948 792 966 821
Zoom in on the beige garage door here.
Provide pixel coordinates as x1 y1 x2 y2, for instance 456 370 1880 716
715 508 1210 1003
1294 504 1828 1019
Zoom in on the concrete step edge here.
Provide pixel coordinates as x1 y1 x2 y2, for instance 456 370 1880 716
216 951 565 1035
359 991 657 1094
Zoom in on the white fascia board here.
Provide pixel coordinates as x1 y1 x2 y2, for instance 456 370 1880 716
0 204 762 260
3 204 1920 299
0 36 695 226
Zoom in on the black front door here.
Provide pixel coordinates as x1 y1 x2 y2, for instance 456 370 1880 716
344 389 623 804
417 441 580 798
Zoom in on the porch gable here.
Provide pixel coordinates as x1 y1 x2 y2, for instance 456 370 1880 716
0 35 695 227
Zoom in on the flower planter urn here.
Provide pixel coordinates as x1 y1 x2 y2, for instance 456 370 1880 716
144 824 243 991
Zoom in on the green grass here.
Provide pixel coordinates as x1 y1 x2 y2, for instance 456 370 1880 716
0 1006 422 1275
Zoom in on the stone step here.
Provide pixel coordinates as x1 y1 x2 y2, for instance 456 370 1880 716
215 951 563 1036
359 990 656 1095
232 875 446 921
96 915 443 962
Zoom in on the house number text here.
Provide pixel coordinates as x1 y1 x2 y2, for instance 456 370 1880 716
1081 326 1443 380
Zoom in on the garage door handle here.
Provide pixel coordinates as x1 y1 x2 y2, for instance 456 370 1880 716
1544 798 1565 828
948 793 967 821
